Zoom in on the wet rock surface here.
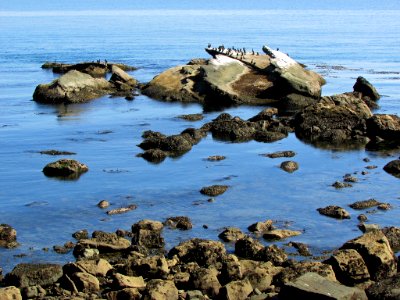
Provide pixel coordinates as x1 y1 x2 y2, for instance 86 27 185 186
164 216 193 230
383 159 400 177
349 199 381 209
200 185 228 196
280 161 299 173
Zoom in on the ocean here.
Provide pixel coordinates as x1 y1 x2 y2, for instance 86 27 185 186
0 1 399 273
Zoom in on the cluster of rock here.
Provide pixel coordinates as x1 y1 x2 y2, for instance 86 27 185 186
33 62 138 103
1 219 400 299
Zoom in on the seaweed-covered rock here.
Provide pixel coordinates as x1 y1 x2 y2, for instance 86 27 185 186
4 263 63 288
42 159 88 178
200 185 228 196
294 93 372 146
132 219 164 249
324 249 370 286
169 238 226 267
366 272 400 300
349 199 381 209
0 224 19 248
340 231 397 281
381 226 400 252
164 216 193 230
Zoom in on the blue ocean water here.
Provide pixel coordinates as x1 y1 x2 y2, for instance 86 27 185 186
0 2 400 273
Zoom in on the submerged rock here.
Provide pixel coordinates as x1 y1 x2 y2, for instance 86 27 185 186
200 185 228 196
262 150 296 158
42 159 88 179
349 198 381 209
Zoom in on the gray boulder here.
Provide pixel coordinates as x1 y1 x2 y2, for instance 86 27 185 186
33 70 114 103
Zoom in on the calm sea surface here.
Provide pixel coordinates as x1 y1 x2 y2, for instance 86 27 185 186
1 2 400 273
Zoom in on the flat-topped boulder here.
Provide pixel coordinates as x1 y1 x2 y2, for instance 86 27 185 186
33 70 114 104
141 44 325 110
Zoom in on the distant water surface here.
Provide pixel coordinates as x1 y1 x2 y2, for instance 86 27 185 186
0 5 399 273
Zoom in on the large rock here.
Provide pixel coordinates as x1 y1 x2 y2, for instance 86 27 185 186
383 159 400 178
324 249 370 286
280 272 367 300
4 263 63 288
294 93 372 146
367 114 400 140
142 45 325 110
33 70 114 103
143 279 178 300
42 159 89 179
131 219 164 249
340 231 397 281
191 267 222 298
353 76 380 101
168 238 226 267
219 279 253 300
0 224 19 248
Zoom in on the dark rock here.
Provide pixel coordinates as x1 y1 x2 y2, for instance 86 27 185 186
257 245 288 265
138 149 167 163
4 263 63 288
262 151 296 158
366 272 400 300
200 185 228 196
235 237 264 260
248 108 278 122
39 149 76 155
254 130 288 143
378 203 392 210
72 229 88 240
208 115 257 142
248 220 273 234
383 159 400 178
324 249 370 286
280 161 299 173
218 227 246 242
42 159 88 179
0 224 19 248
280 272 367 300
381 227 400 252
332 181 353 188
125 255 169 279
169 238 226 267
349 199 381 209
340 231 397 281
279 93 318 114
317 205 351 219
288 242 312 256
353 76 380 101
164 216 193 230
343 175 358 182
357 214 368 222
132 219 164 249
367 114 400 142
294 93 372 146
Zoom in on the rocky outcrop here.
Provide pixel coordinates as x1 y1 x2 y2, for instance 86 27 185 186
142 45 325 110
294 92 372 147
0 224 19 248
33 70 115 104
42 159 88 179
34 62 138 104
4 264 63 288
353 76 380 101
340 231 397 281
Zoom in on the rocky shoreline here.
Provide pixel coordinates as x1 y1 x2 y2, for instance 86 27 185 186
1 44 400 299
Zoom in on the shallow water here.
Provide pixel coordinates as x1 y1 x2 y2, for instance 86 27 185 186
1 3 400 273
